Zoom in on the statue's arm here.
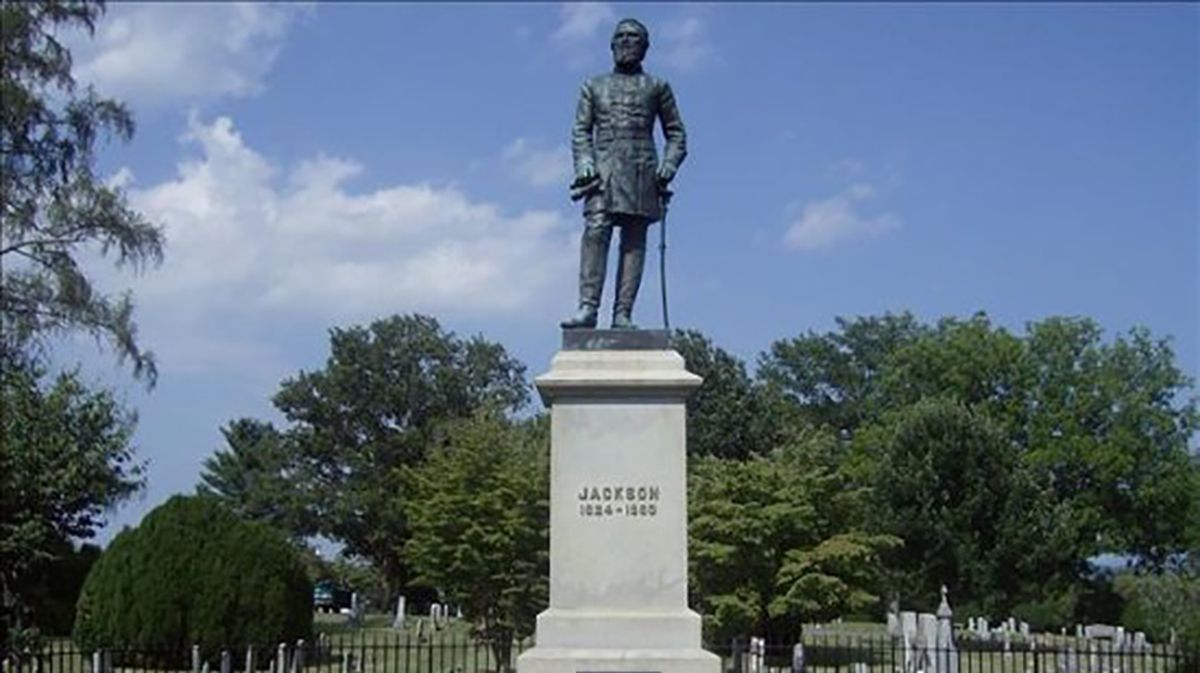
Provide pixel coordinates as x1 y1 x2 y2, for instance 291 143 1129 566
571 82 597 180
657 81 687 182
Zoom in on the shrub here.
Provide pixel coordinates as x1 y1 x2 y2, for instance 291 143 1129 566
74 496 312 655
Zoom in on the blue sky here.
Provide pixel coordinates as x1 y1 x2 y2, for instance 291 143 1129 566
57 3 1198 543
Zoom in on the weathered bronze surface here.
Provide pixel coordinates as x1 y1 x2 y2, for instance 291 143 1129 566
561 18 687 331
561 328 669 351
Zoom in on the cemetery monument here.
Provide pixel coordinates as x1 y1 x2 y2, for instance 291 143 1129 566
517 17 718 673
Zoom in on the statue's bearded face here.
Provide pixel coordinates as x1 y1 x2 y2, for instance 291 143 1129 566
611 22 648 67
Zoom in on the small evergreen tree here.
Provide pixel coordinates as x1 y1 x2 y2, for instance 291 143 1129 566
74 496 312 656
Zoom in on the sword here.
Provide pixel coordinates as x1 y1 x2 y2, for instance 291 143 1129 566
659 187 673 331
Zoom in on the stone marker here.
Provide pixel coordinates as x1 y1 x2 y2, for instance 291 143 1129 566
919 612 939 672
935 587 958 673
392 595 406 629
792 642 805 673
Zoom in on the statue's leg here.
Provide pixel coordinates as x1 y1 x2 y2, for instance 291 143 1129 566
561 211 613 329
612 217 648 329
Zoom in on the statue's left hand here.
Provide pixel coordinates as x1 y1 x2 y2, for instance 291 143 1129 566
656 165 676 187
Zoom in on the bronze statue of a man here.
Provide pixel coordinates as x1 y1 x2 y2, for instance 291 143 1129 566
561 18 687 330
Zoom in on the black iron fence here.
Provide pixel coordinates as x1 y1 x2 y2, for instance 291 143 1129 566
719 634 1199 673
3 633 1196 673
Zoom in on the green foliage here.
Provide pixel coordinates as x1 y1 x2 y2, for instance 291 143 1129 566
1 352 141 654
671 329 781 458
20 537 101 636
267 314 530 597
197 419 316 542
1115 566 1200 652
403 413 548 671
758 312 928 434
688 430 895 644
857 397 1034 613
1 0 163 382
760 313 1198 624
73 495 312 655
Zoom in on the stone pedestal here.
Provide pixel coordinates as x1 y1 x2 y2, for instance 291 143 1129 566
517 344 720 673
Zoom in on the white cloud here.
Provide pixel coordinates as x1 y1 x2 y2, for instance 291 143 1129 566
502 138 573 188
784 184 900 251
659 16 717 72
69 3 309 107
552 3 615 44
121 115 577 326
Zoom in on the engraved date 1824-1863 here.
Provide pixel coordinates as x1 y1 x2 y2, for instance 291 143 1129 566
577 483 660 518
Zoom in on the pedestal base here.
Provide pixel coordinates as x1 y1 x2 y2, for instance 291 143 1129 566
517 647 720 673
520 348 718 673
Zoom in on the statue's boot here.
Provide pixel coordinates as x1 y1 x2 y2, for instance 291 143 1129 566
560 304 598 329
561 222 610 329
611 239 645 330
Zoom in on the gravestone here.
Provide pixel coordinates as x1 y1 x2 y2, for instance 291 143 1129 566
919 613 938 673
516 341 718 673
935 588 958 673
429 603 441 629
750 638 766 673
392 595 406 629
1020 622 1030 638
792 643 805 673
1131 632 1146 653
902 612 920 672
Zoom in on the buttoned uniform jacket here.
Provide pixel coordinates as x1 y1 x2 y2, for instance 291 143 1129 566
572 69 687 224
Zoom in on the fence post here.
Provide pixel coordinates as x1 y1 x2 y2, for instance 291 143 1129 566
91 652 100 673
221 650 231 673
730 637 744 673
792 642 805 673
245 646 254 673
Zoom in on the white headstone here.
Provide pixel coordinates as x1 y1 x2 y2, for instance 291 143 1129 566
1020 622 1030 638
1132 632 1146 653
919 613 939 673
392 595 406 629
934 591 958 673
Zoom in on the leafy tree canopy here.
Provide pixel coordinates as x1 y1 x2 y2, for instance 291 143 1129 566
689 429 897 644
1 352 140 655
404 413 548 671
266 314 529 596
671 329 783 459
74 496 312 657
1 0 163 382
197 418 316 543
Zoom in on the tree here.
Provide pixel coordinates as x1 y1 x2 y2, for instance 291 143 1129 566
688 429 896 645
74 496 312 658
0 352 141 655
1 0 163 381
758 312 928 435
1115 563 1200 655
855 397 1045 616
197 419 316 542
404 413 548 671
670 329 781 459
271 314 529 598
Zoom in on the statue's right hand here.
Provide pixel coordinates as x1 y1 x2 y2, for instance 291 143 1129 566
574 166 596 185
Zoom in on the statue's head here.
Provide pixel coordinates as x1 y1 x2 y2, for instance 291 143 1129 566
611 18 649 69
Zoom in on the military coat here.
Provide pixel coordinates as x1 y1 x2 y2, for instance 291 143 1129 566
572 69 687 223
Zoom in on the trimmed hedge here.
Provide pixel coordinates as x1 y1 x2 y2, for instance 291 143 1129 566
74 495 312 654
